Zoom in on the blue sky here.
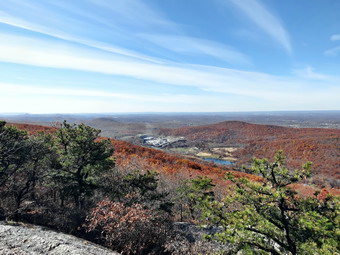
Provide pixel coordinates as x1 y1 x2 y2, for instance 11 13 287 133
0 0 340 113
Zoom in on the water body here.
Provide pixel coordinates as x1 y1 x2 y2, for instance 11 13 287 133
202 158 234 165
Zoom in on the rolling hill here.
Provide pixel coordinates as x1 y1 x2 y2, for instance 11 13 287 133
6 122 260 186
6 122 339 195
161 121 340 187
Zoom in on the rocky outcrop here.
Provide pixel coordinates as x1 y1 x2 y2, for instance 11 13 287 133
0 221 120 255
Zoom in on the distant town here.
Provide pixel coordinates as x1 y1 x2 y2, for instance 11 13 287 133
139 135 186 148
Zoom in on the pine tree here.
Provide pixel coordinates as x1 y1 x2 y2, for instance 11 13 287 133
204 151 339 254
51 121 114 208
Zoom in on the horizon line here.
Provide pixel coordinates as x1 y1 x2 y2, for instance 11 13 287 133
1 110 340 116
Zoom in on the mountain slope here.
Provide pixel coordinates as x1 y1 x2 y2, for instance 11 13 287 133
7 122 339 192
7 122 261 185
161 121 340 187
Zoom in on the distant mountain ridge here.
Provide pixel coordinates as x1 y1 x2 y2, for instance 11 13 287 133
91 117 119 123
161 121 290 141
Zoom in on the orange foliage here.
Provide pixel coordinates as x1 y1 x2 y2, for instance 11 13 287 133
7 123 57 135
9 122 339 196
289 183 340 199
9 122 260 186
161 121 340 185
109 138 258 183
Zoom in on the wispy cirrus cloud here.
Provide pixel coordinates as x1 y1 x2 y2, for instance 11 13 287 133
0 0 339 112
139 34 252 65
293 66 331 80
0 0 252 66
0 82 210 104
0 0 172 63
330 34 340 41
324 46 340 57
0 33 339 105
1 81 274 113
0 33 277 99
325 34 340 57
225 0 292 54
0 16 158 63
86 0 178 31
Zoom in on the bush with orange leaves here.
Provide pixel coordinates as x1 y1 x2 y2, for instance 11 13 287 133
85 200 173 255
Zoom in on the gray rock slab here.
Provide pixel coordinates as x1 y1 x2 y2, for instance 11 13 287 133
0 222 120 255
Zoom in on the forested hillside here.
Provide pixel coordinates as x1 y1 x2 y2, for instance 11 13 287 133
161 121 340 187
7 121 340 196
8 122 261 183
1 121 339 254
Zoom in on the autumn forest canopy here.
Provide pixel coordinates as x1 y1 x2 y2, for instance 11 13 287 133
0 121 339 255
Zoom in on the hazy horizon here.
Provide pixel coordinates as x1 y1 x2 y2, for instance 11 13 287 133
1 0 340 113
1 110 340 115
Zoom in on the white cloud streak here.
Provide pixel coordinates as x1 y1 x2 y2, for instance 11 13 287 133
325 34 340 56
227 0 292 54
86 0 178 30
0 33 338 107
139 34 252 65
0 34 277 99
330 34 340 41
0 0 249 66
3 81 338 113
0 0 339 112
0 0 179 64
0 82 212 104
0 82 262 113
0 11 163 64
324 46 340 57
293 66 331 80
